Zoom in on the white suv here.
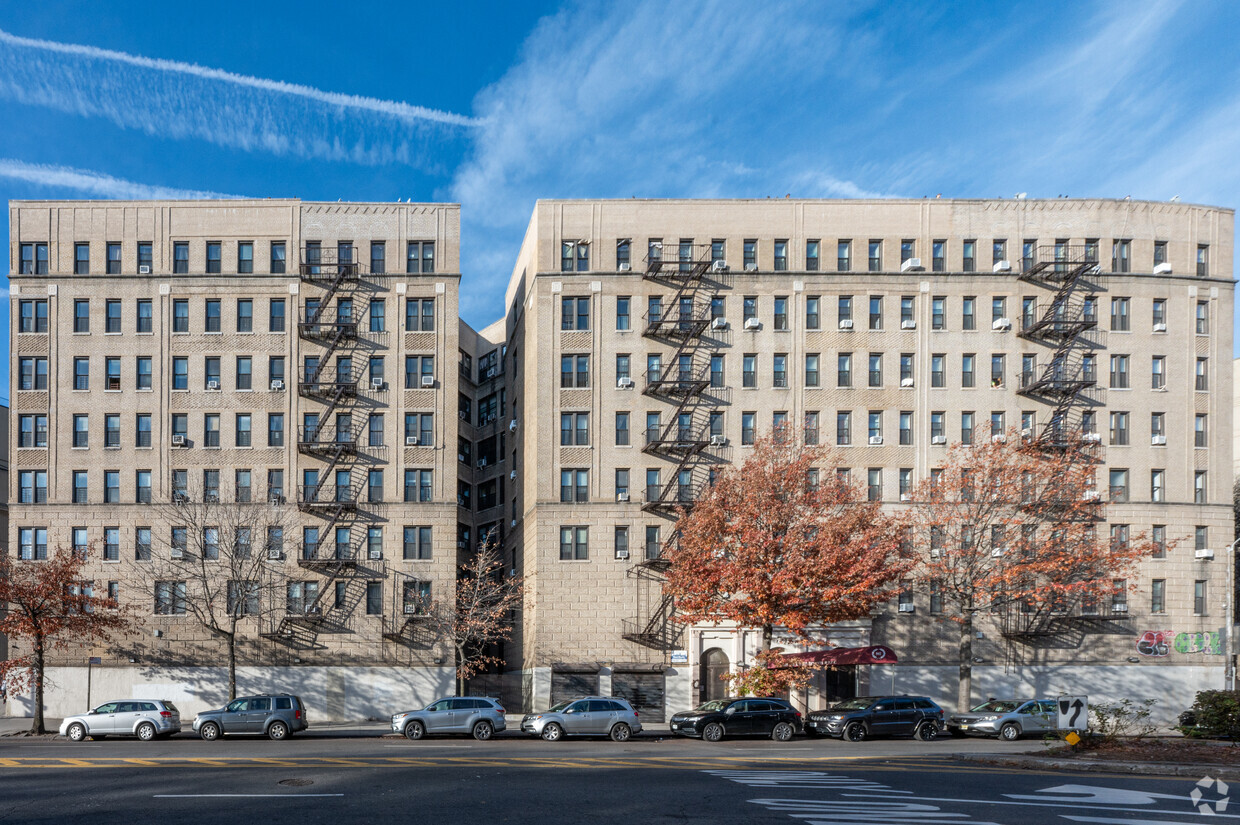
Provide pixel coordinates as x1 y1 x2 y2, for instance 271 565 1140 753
521 696 642 742
61 700 181 741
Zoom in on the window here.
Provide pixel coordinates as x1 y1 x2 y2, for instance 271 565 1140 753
18 470 48 504
1109 468 1129 502
1109 355 1129 389
19 414 48 448
743 239 756 269
961 354 975 388
1021 239 1036 272
837 239 852 271
742 411 756 445
931 354 945 388
960 411 974 445
1149 356 1165 390
805 354 820 388
1195 414 1208 447
1152 525 1166 559
100 469 119 504
73 415 88 448
805 239 819 271
1150 469 1164 502
403 412 433 446
1195 471 1207 503
19 299 49 332
205 356 221 389
836 411 852 446
135 414 152 448
73 299 90 333
773 354 788 388
837 353 852 388
561 296 590 330
615 468 630 499
929 581 943 615
899 354 913 386
172 299 189 333
155 581 187 615
1195 301 1209 334
898 296 914 328
961 239 976 272
232 414 250 448
990 354 1005 388
560 412 589 446
366 469 384 503
560 469 588 503
1150 580 1166 614
404 469 433 502
102 356 120 391
1110 239 1131 273
773 240 788 271
404 355 435 388
838 295 853 327
405 298 435 331
204 299 221 333
868 353 882 387
1192 243 1209 277
866 240 881 271
71 242 91 274
869 295 882 330
18 242 48 274
560 526 589 560
867 468 882 501
18 356 48 391
867 411 883 443
560 355 590 388
101 299 122 334
930 411 945 440
898 411 912 445
771 295 789 330
1109 411 1129 446
614 238 632 271
1195 580 1208 616
931 296 946 330
1196 357 1209 391
202 413 219 448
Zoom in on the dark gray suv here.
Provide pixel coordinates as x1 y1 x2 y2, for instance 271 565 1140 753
805 696 943 742
193 694 308 740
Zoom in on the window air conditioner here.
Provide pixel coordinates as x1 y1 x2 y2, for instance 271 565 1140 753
206 380 220 391
898 603 915 613
1111 603 1129 613
744 263 759 272
406 436 419 446
711 260 728 272
171 434 186 447
270 379 284 391
1153 322 1167 332
931 435 947 445
899 493 911 502
139 265 151 274
711 317 728 330
616 549 630 559
1082 490 1101 501
1151 435 1166 446
838 319 854 330
617 377 634 389
993 260 1012 273
901 320 916 329
486 367 496 378
421 375 435 387
478 458 487 468
616 492 630 502
459 410 467 419
1082 432 1102 443
618 263 632 272
1153 263 1173 275
509 420 518 432
709 435 727 447
1195 548 1215 560
991 548 1005 558
372 377 385 389
992 434 1007 443
900 377 914 387
744 318 761 330
1021 428 1032 438
900 258 924 272
992 318 1012 331
171 547 184 559
868 436 884 445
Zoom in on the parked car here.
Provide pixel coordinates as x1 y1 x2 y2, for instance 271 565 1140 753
521 697 642 741
669 697 802 742
947 699 1057 740
193 694 308 741
391 697 507 740
60 700 181 742
805 696 943 742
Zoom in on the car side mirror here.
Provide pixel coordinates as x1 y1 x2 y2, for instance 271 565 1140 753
724 707 736 715
564 708 576 714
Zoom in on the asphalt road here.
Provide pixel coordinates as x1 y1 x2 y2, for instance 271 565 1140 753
0 732 1224 824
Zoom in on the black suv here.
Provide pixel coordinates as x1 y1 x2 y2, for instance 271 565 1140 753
669 697 803 742
805 696 943 742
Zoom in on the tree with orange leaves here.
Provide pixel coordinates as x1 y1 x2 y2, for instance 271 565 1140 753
0 549 133 733
907 429 1155 712
663 431 908 695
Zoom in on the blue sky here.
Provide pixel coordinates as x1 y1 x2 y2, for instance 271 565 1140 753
1 0 1238 402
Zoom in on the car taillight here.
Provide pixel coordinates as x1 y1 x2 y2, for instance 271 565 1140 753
794 711 802 717
295 709 302 719
633 711 639 717
497 707 505 714
160 711 173 719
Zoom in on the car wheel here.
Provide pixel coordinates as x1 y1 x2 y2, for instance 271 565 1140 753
267 721 289 741
610 723 631 742
541 722 564 742
1000 723 1021 741
199 722 220 742
844 722 867 743
916 722 939 742
67 723 87 742
770 722 794 742
404 721 425 741
702 722 724 743
136 723 157 742
472 720 494 741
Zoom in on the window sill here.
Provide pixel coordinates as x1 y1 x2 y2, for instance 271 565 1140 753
136 331 154 336
73 332 91 336
136 388 154 392
104 332 122 336
72 446 89 450
16 446 48 451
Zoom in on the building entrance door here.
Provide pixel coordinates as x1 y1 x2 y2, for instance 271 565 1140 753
699 648 729 705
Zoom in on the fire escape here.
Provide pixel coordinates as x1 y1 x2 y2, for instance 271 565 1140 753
261 244 368 649
623 242 726 650
1004 244 1123 644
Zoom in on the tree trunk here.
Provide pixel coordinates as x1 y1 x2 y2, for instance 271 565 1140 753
957 613 973 714
227 632 237 702
761 624 773 654
31 635 45 735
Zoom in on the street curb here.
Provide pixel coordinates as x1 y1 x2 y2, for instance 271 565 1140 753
954 752 1240 780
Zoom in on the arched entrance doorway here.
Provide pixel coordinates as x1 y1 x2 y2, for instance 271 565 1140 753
699 648 730 705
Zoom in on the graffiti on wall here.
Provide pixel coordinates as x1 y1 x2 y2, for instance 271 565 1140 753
1135 629 1225 656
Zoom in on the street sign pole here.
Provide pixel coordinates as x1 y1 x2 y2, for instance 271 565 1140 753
1056 694 1088 742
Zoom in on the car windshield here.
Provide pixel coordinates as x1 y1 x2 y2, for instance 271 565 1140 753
545 701 572 712
693 700 732 712
830 698 875 711
970 701 1019 713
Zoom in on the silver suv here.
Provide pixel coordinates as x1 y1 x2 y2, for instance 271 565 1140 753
60 700 181 741
521 696 642 742
391 697 507 741
947 699 1057 740
193 694 308 740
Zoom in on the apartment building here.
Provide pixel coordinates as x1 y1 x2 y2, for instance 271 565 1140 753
8 200 463 718
7 196 1236 723
500 199 1235 721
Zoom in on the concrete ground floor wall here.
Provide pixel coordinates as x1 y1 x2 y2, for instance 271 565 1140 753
870 663 1226 726
3 665 455 723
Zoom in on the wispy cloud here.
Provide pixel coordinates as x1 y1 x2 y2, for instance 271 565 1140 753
0 159 240 200
0 28 481 167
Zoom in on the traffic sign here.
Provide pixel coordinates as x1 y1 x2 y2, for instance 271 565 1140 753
1057 695 1088 730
